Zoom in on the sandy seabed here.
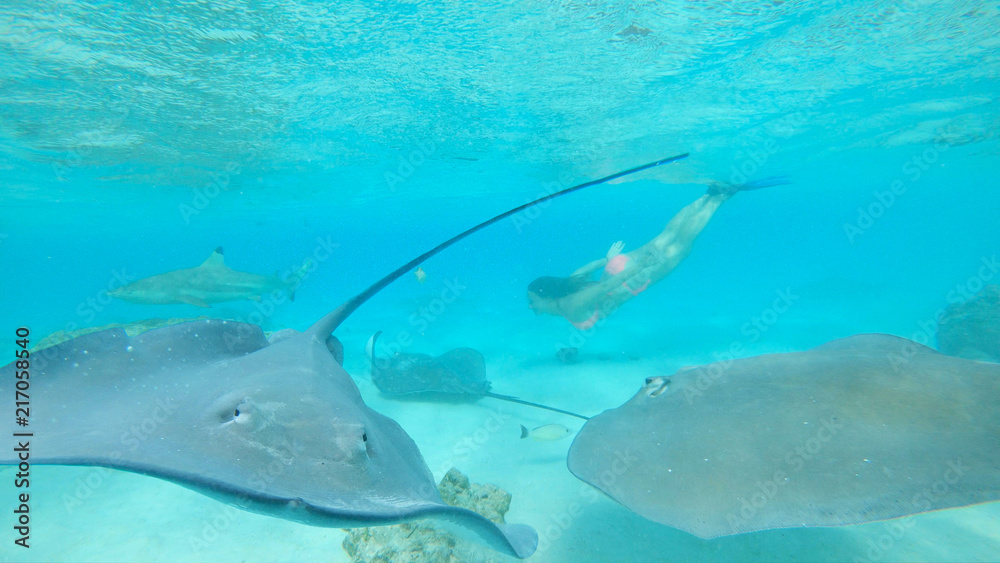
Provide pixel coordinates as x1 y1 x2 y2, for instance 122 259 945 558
4 306 999 563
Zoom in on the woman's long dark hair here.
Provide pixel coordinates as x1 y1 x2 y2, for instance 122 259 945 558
527 275 595 300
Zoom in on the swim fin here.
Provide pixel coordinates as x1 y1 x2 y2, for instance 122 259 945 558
737 175 791 190
708 175 791 196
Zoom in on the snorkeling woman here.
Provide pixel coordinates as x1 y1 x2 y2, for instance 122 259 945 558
526 177 789 329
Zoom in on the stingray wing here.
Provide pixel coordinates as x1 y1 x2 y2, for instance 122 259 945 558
2 320 536 558
3 320 268 463
374 348 490 397
436 347 491 394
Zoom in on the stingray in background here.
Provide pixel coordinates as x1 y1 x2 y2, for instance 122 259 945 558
1 153 689 559
108 247 312 307
568 334 1000 539
366 331 590 420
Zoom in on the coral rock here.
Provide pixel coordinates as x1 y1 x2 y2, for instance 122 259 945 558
342 468 512 563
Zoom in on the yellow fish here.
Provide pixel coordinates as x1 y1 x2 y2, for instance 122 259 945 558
519 424 572 441
415 267 427 283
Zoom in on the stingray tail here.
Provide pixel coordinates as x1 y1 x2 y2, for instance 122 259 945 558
365 331 383 370
485 392 590 421
305 152 690 340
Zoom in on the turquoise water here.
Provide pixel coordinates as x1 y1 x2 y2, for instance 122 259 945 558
2 1 1000 561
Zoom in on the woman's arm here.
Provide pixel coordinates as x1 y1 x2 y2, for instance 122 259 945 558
571 241 625 277
571 257 608 277
562 252 645 317
562 242 679 319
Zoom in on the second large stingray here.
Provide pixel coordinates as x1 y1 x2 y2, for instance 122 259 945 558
567 334 1000 539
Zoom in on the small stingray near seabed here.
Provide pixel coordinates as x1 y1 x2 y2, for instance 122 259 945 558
556 347 580 364
937 282 1000 362
568 334 1000 539
366 331 590 420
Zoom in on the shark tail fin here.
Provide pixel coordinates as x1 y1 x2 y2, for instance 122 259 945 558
285 259 315 299
520 425 529 439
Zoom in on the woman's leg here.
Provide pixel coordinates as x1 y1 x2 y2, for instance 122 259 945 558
652 193 728 250
616 192 728 285
571 193 729 317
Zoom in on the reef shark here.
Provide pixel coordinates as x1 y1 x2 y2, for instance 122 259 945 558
1 153 690 558
108 247 312 307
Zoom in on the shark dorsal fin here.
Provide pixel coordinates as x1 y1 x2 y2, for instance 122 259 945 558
200 247 227 269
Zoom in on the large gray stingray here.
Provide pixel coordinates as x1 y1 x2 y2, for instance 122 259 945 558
568 334 1000 539
1 153 688 558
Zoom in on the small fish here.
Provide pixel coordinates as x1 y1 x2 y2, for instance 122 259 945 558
520 424 572 441
414 267 427 283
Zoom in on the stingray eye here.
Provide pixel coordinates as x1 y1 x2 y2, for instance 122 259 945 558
645 376 671 397
223 398 251 424
361 428 375 458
